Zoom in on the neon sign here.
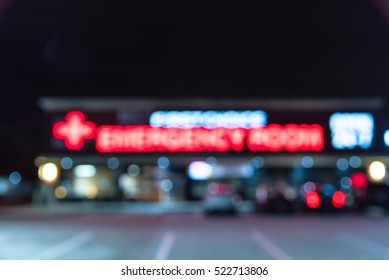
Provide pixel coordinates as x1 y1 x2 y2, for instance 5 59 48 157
96 126 247 152
149 110 267 128
329 112 374 149
247 124 324 152
53 111 324 153
53 111 96 150
384 130 389 148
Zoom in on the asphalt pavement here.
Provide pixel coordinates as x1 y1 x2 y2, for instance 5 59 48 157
1 202 389 260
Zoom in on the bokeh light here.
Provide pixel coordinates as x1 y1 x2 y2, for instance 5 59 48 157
368 161 386 182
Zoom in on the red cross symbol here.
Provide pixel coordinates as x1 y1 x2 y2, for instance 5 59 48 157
53 111 96 150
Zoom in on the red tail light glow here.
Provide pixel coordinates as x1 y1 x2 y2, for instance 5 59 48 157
350 172 368 189
331 191 346 208
306 191 321 208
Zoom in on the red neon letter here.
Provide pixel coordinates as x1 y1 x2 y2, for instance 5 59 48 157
96 126 114 152
300 124 324 151
266 124 283 151
283 124 300 151
227 129 247 151
247 128 267 151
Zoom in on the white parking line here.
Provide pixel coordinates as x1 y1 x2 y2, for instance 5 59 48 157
154 231 176 260
336 231 389 259
29 230 93 260
251 230 292 260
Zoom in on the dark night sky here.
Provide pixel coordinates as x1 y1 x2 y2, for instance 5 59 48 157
1 0 389 177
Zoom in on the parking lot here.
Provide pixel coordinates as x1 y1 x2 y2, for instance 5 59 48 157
1 202 389 260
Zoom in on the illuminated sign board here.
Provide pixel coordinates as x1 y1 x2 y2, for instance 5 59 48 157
149 110 267 128
53 111 324 153
53 111 96 150
385 130 389 148
247 124 323 152
329 112 374 149
96 126 247 152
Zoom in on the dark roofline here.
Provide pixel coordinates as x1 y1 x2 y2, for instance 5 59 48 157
38 97 385 112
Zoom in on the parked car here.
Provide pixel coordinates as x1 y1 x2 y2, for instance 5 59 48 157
355 182 389 212
203 182 241 214
255 180 298 214
299 181 349 212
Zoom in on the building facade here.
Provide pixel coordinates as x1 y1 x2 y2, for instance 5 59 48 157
34 97 389 205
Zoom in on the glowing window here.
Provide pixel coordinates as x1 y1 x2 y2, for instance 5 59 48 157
188 161 213 180
74 165 96 178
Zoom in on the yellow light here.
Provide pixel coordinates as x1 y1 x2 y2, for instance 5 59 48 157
368 161 386 182
54 186 67 199
85 184 98 199
38 163 59 183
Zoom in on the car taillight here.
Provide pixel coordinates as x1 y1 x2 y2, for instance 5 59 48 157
350 172 368 189
331 191 346 208
306 191 321 208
